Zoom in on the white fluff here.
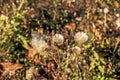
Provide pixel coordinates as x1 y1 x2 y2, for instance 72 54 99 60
52 34 64 46
74 32 88 46
103 8 109 14
73 46 81 55
31 32 48 53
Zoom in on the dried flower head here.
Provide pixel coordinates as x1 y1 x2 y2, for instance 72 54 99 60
52 34 64 46
72 46 81 55
116 13 119 17
26 67 35 80
103 8 109 14
74 32 88 46
31 32 48 53
116 18 120 27
0 14 8 20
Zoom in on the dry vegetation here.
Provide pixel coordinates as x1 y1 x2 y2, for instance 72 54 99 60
0 0 120 80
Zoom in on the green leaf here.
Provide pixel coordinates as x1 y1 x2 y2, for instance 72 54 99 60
89 62 96 71
18 34 28 49
98 66 104 74
83 43 92 49
100 58 106 65
93 50 99 60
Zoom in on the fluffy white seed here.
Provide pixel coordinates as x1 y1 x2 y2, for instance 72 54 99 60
52 34 64 46
72 46 81 55
31 32 48 53
116 13 119 17
103 8 109 14
116 18 120 27
74 32 88 46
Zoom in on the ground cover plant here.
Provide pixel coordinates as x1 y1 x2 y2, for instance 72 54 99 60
0 0 120 80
